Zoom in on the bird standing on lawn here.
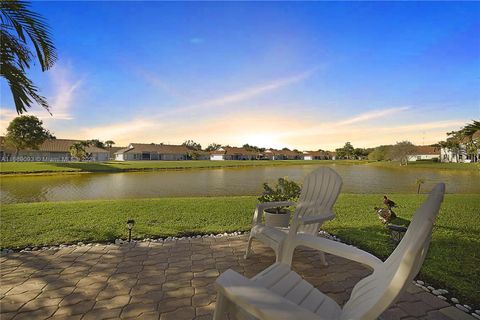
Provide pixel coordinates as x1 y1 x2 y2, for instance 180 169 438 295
383 195 397 210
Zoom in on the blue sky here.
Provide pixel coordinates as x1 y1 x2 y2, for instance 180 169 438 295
1 1 479 149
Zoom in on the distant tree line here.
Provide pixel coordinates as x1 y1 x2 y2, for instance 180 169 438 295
335 142 370 160
367 141 416 165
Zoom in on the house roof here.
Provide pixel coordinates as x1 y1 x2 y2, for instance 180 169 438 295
107 146 125 153
265 149 301 156
303 150 330 157
106 146 126 156
116 143 207 155
210 147 259 156
0 137 108 153
414 146 440 155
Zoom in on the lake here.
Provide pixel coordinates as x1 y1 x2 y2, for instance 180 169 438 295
1 164 478 204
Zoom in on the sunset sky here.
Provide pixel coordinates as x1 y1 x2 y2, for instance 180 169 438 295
1 1 479 150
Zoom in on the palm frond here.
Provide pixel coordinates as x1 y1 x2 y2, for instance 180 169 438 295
0 0 57 71
1 26 32 68
0 56 49 114
0 0 56 114
462 120 480 138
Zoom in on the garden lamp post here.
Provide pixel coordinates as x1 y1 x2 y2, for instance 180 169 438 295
126 219 135 242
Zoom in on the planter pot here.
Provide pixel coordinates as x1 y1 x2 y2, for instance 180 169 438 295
264 209 291 228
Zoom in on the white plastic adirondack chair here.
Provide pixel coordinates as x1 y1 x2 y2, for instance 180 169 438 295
245 167 343 266
214 183 445 320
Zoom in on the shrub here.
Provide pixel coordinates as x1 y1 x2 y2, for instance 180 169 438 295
258 177 301 213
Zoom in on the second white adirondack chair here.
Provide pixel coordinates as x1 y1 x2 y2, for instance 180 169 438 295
214 183 445 320
245 167 343 266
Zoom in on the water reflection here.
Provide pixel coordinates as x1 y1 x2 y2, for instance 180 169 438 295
1 164 478 204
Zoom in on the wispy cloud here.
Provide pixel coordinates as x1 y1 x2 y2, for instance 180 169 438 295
79 119 157 143
28 64 84 122
0 65 83 133
336 106 411 126
132 68 185 99
128 66 321 119
47 66 84 120
163 67 320 116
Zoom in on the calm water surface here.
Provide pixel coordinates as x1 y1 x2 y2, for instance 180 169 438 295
1 164 479 204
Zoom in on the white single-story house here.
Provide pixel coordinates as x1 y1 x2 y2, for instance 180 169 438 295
407 146 440 162
0 137 109 162
302 151 336 160
263 149 302 160
210 147 259 161
440 130 479 163
114 143 209 161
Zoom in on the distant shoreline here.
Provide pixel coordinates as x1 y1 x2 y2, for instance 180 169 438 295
0 159 478 176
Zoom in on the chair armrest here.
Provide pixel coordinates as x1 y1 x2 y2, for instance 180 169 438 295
257 201 296 210
252 201 296 225
215 269 326 320
294 234 383 269
299 213 335 225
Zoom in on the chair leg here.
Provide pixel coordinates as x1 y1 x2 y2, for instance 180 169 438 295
244 233 254 259
277 242 293 266
319 251 328 266
214 292 229 320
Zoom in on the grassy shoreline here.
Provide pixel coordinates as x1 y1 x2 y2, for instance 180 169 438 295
0 159 477 176
367 160 479 171
1 194 479 305
0 160 364 175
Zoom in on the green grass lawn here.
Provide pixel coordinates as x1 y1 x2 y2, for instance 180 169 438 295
0 159 367 175
1 194 479 305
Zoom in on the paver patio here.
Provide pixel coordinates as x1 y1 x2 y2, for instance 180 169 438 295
0 235 474 320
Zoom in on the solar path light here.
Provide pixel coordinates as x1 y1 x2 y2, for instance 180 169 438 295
126 219 135 242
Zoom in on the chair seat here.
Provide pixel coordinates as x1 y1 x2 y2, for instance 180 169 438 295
250 224 288 253
251 224 288 242
252 263 342 319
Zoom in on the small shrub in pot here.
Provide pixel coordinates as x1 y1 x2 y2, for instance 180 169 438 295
258 177 301 214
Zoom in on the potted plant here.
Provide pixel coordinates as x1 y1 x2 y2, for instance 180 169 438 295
258 177 301 227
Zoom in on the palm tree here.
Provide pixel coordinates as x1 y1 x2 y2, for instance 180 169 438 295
105 140 115 148
462 120 479 162
1 0 57 114
462 120 480 141
69 141 91 161
415 178 425 194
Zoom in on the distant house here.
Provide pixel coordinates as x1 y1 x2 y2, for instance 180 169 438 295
106 146 126 160
440 130 480 163
263 149 302 160
408 146 440 162
302 150 336 160
114 143 209 161
0 137 109 162
210 147 259 160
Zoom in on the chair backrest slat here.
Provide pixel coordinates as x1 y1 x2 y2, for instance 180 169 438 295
294 167 343 235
